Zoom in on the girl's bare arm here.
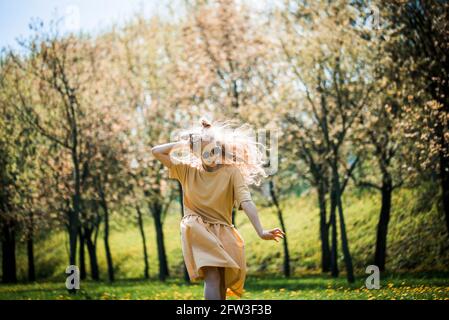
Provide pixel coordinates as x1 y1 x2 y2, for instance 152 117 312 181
241 200 285 242
151 141 187 168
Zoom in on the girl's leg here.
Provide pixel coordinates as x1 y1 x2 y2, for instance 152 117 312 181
203 267 221 300
219 267 227 300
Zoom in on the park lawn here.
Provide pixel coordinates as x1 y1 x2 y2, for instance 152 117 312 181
0 274 448 300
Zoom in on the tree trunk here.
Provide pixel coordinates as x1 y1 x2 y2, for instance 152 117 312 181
93 177 114 283
78 227 86 280
337 193 355 283
440 151 449 236
177 182 190 283
136 205 150 279
329 187 339 277
150 202 169 281
318 181 331 273
102 201 114 282
332 162 355 283
374 175 393 271
26 235 35 282
269 181 290 277
70 150 82 267
97 179 114 282
68 209 78 267
1 222 17 283
27 212 35 282
84 227 100 280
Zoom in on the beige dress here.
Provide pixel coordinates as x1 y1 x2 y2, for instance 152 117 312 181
169 162 252 297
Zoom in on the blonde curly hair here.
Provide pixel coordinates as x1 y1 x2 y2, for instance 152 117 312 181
170 118 268 186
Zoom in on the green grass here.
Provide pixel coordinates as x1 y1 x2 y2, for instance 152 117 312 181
0 274 448 300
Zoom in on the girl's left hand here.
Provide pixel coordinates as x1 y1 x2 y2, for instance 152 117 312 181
259 228 285 242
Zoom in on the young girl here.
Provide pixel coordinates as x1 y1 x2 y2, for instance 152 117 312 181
151 118 284 300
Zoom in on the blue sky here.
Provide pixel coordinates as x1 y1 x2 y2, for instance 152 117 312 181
0 0 169 49
0 0 271 50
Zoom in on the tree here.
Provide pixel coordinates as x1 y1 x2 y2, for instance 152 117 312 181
381 0 449 234
0 55 45 283
8 23 97 267
176 0 271 115
351 80 407 271
282 112 332 272
280 0 376 282
0 131 18 283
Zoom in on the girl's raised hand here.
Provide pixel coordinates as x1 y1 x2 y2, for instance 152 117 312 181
259 228 285 242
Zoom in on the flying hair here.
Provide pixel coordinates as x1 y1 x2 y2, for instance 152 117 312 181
171 117 268 186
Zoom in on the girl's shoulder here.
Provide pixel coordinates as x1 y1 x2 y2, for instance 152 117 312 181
222 164 242 178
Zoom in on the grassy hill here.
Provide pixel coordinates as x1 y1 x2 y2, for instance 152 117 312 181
10 183 449 282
